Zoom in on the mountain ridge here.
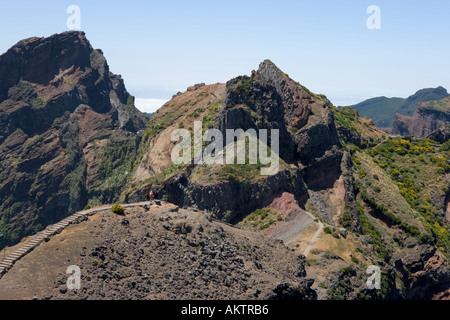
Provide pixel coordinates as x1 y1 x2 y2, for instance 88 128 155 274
346 87 449 128
1 33 450 300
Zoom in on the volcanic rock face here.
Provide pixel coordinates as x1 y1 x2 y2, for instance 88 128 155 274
391 97 450 137
0 32 148 248
392 237 450 299
427 126 450 143
221 60 340 166
130 60 343 221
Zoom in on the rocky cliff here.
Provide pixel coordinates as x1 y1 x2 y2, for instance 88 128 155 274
128 60 342 221
0 31 148 248
391 97 450 137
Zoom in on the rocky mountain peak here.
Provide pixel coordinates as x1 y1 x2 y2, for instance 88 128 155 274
0 32 148 248
256 59 285 82
0 31 93 102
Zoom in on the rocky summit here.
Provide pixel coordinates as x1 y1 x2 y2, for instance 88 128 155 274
1 32 450 301
0 31 148 248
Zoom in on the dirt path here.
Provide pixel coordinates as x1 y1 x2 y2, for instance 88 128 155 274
0 201 171 279
0 202 314 300
267 206 323 257
268 209 314 244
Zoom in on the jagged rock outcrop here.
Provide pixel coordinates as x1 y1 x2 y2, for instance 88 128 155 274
0 31 148 248
130 60 343 221
392 237 450 299
427 126 450 143
159 168 308 222
340 150 362 233
219 60 341 166
391 97 450 137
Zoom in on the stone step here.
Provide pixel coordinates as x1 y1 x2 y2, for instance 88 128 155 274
2 256 18 261
24 242 37 247
7 251 23 256
54 223 67 228
0 205 117 278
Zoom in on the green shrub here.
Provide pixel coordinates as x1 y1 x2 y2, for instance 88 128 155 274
260 210 269 220
351 256 359 264
340 211 352 228
112 204 125 215
260 223 271 230
373 186 381 193
324 227 332 234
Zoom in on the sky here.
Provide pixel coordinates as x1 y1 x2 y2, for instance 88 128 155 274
1 0 449 113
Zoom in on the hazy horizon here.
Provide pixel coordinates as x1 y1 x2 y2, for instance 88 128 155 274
1 1 449 113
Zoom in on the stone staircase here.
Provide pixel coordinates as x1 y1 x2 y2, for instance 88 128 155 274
0 201 179 280
0 205 117 279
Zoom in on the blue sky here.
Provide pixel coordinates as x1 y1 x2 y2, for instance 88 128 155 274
1 1 449 112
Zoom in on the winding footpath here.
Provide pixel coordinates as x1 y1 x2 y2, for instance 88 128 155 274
0 201 160 280
0 201 321 280
302 211 324 257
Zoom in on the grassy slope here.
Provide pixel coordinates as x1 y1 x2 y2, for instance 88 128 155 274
334 106 450 258
349 97 405 128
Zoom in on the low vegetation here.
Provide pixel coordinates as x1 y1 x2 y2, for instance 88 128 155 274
350 136 450 256
111 204 125 215
241 208 281 231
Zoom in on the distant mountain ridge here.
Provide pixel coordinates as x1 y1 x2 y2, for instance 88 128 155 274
347 87 449 128
391 97 450 137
